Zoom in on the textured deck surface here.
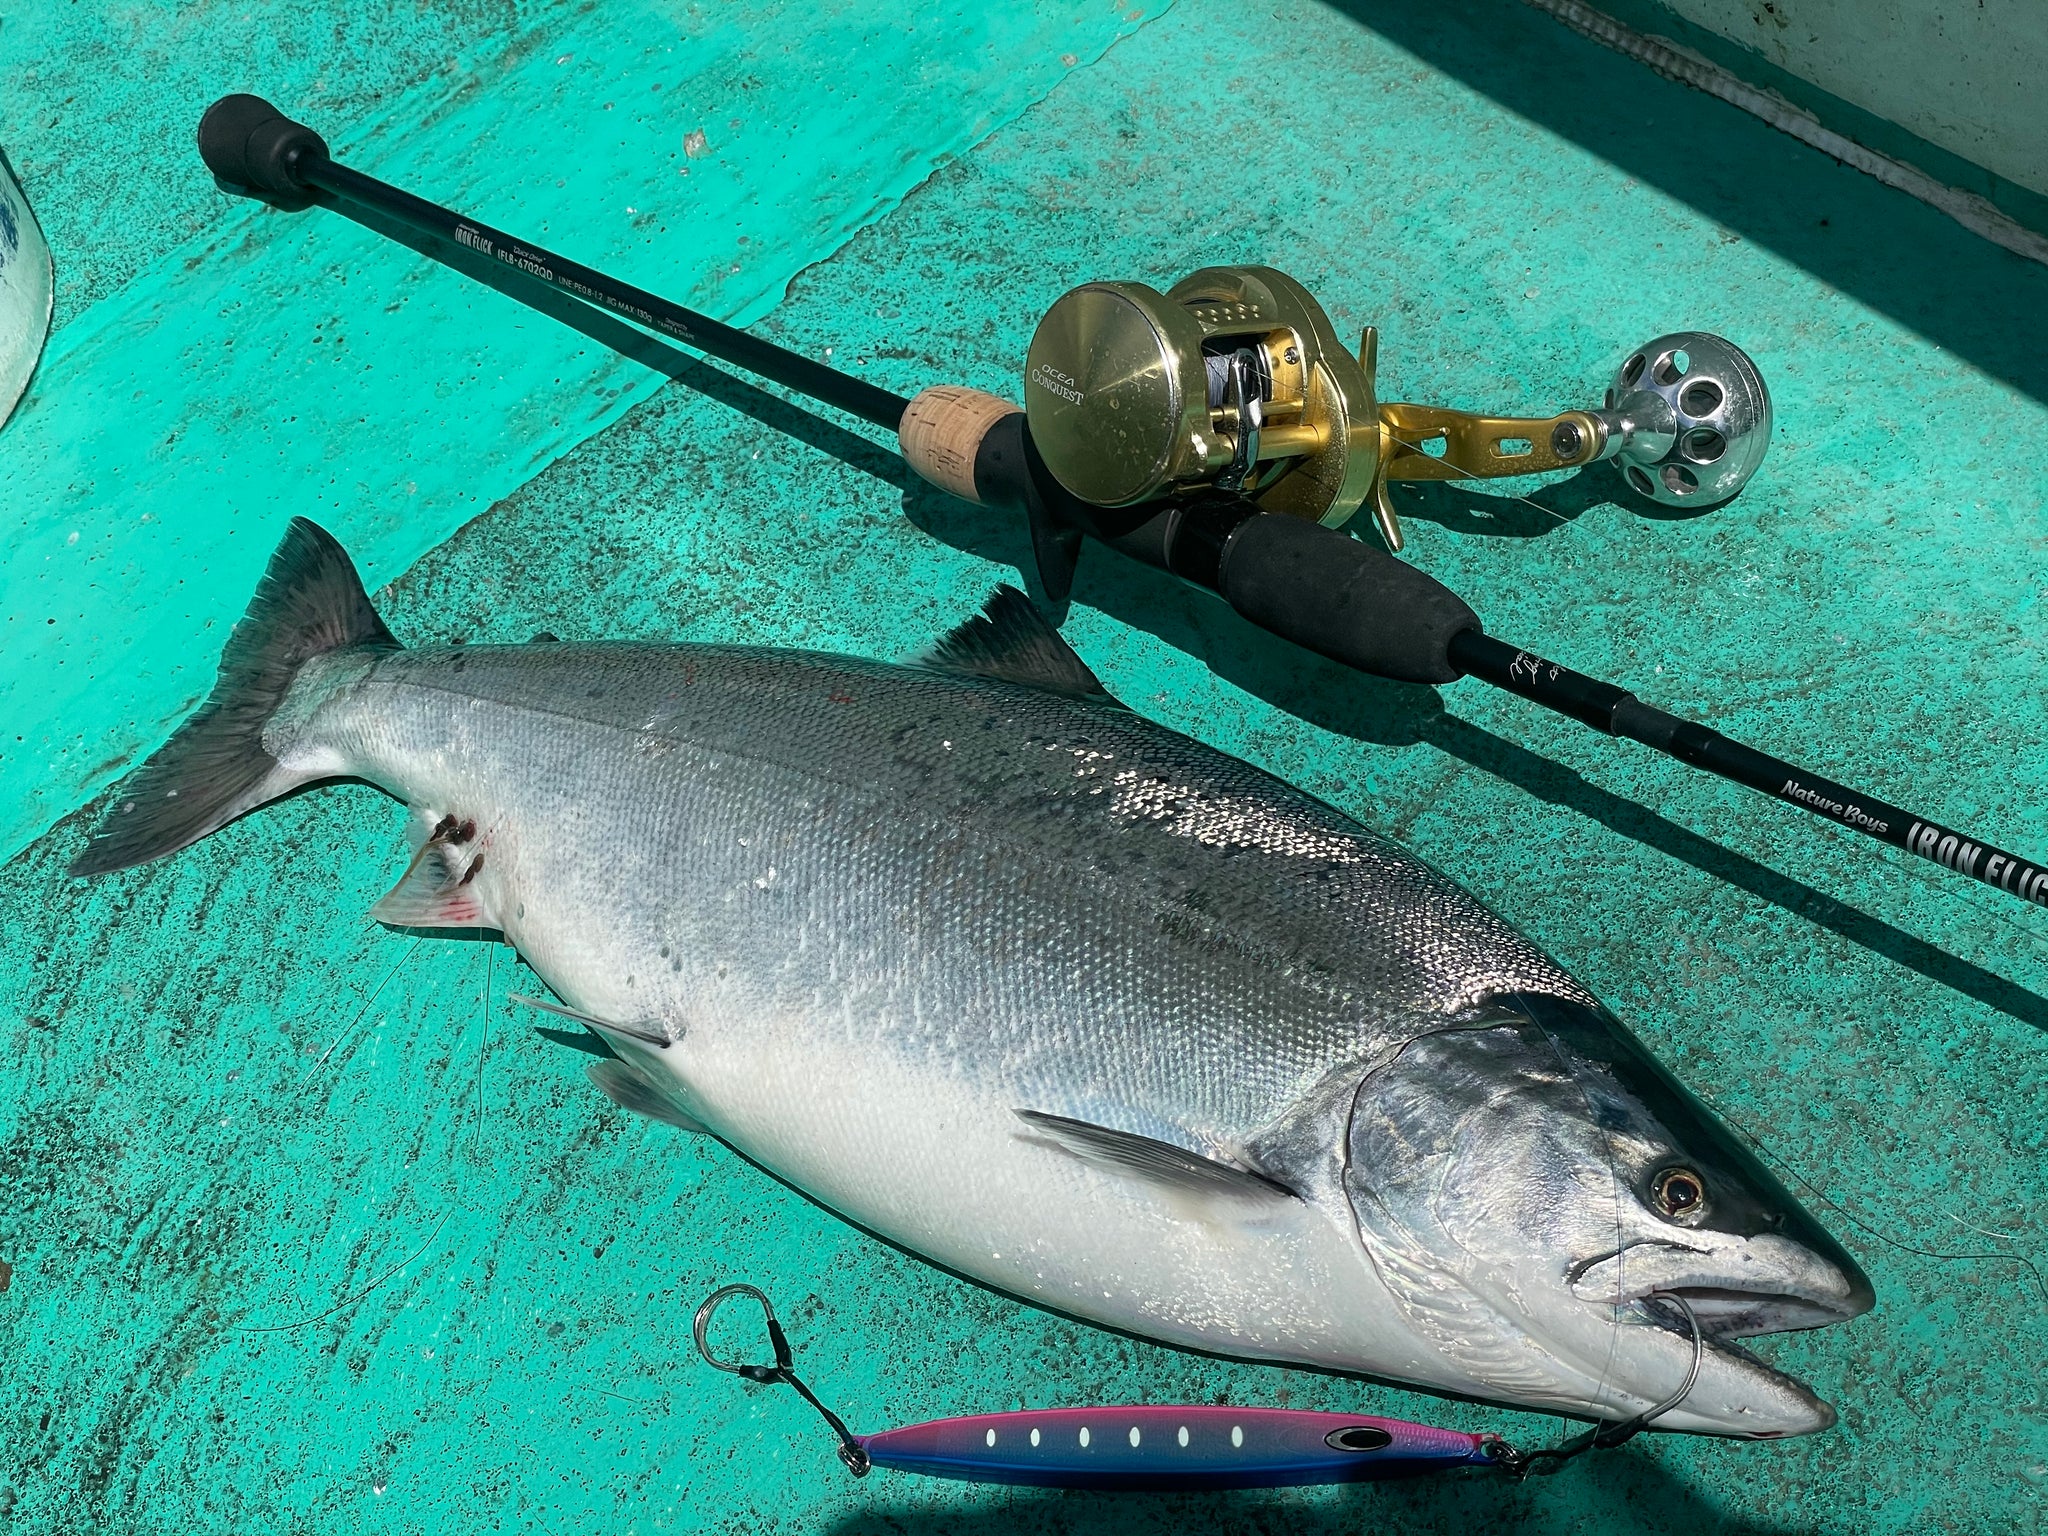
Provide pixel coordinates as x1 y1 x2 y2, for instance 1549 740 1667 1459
2 1 2045 1531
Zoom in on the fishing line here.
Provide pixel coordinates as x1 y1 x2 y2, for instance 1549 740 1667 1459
1943 1210 2019 1242
474 936 493 1158
1381 431 1580 529
1514 1002 1635 1437
234 939 498 1333
1500 1292 1703 1477
1700 1090 2046 1309
296 934 425 1092
1864 836 2048 967
234 1207 459 1335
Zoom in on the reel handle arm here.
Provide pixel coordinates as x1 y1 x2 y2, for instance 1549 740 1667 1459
1376 403 1605 484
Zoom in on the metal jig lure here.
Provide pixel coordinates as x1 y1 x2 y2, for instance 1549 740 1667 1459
690 1285 1704 1491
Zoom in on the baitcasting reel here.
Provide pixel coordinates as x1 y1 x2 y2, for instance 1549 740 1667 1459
1020 266 1772 550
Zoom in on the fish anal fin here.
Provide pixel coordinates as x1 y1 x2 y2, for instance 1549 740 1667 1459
588 1060 709 1134
369 819 493 929
1013 1108 1298 1202
922 586 1122 705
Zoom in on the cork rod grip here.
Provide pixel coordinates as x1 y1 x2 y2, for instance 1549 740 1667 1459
898 386 1022 504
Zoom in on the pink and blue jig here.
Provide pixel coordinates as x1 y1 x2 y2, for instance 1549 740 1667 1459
692 1284 1705 1490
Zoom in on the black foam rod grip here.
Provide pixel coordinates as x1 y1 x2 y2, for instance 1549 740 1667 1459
1215 513 1478 685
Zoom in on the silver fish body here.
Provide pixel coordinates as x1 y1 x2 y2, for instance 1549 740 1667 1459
79 523 1872 1437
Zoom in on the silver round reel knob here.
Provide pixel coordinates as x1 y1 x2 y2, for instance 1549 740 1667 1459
1597 332 1772 507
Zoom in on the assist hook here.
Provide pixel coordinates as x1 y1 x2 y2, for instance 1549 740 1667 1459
692 1283 871 1476
1491 1291 1706 1478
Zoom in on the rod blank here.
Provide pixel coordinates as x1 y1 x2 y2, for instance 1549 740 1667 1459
198 94 909 431
1449 629 2048 910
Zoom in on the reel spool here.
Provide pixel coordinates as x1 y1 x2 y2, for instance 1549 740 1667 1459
1020 267 1772 549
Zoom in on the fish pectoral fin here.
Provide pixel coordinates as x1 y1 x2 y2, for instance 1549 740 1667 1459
508 992 673 1050
587 1060 710 1134
369 817 494 929
920 586 1125 705
533 1024 619 1060
1013 1109 1299 1201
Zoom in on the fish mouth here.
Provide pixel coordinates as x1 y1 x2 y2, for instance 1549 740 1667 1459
1566 1235 1874 1436
1570 1235 1873 1334
1571 1236 1872 1336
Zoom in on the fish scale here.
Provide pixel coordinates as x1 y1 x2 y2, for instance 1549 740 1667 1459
324 640 1572 1122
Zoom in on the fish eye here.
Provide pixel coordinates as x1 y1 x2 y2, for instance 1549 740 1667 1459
1651 1167 1707 1222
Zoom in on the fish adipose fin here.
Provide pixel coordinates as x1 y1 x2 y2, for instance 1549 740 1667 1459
587 1060 710 1133
922 586 1123 705
70 517 400 876
1014 1109 1298 1201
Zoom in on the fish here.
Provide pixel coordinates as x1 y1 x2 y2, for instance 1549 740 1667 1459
0 146 55 431
74 517 1873 1437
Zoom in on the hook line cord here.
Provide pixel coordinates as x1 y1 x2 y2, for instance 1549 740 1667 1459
235 941 498 1334
1699 1089 2046 1309
297 935 424 1090
1382 431 1579 527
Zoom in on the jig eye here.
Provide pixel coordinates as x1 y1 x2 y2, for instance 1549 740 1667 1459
1651 1167 1707 1221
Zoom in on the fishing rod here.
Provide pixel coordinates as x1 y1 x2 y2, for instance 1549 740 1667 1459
195 93 2048 913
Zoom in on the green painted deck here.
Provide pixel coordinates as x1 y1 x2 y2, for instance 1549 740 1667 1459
2 1 2044 1530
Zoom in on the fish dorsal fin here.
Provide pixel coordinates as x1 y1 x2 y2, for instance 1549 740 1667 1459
922 586 1122 704
369 815 492 929
587 1060 710 1134
1014 1109 1298 1201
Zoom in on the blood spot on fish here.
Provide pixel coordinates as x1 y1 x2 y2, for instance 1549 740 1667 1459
828 691 855 704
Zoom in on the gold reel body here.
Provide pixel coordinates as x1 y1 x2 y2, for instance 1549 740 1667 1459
1023 267 1382 534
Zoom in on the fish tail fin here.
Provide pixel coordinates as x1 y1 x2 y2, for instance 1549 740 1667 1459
69 517 400 876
